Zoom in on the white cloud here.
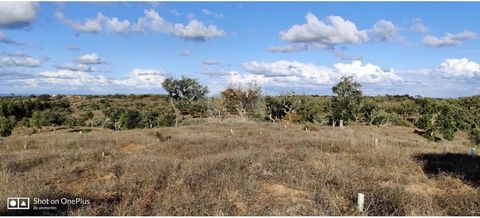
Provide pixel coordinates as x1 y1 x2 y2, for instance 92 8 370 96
268 44 307 53
333 61 403 84
76 53 107 65
24 68 165 89
0 55 41 67
133 9 171 32
279 13 369 48
171 19 224 41
273 14 404 54
370 20 399 41
243 60 334 86
0 2 38 29
38 70 109 87
56 9 225 41
55 12 105 33
423 30 477 47
112 69 166 87
133 9 225 40
105 17 131 34
228 60 403 87
438 58 480 78
411 18 429 33
134 9 224 41
227 71 269 86
54 63 98 72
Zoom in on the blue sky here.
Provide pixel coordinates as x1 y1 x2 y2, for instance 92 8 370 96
1 2 480 97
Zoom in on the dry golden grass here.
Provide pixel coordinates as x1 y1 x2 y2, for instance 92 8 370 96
1 120 479 215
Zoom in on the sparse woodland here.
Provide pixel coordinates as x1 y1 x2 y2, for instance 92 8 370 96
1 76 479 145
1 76 480 215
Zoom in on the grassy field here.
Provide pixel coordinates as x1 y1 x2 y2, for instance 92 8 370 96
1 119 479 215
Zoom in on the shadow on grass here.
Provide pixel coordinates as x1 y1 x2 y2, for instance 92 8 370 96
415 152 480 187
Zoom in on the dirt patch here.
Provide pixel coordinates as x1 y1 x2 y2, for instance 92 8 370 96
261 182 307 202
123 143 144 153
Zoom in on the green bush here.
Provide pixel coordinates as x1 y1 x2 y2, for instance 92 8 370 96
157 106 176 127
0 116 16 137
470 128 480 145
117 110 142 130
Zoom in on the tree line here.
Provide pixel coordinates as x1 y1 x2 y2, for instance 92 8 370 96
0 76 479 145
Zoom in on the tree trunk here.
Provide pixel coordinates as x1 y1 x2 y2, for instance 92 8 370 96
170 98 180 127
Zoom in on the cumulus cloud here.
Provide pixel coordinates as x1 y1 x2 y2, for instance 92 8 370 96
22 68 166 89
170 19 224 41
0 54 42 68
333 61 403 84
134 9 224 41
56 9 225 41
54 63 99 72
228 71 269 86
279 13 369 48
105 16 131 35
438 58 480 78
37 70 109 87
227 60 403 87
76 53 108 65
411 18 429 33
55 12 104 33
423 30 477 47
370 20 399 41
0 2 38 29
243 60 334 86
112 69 166 87
272 14 403 53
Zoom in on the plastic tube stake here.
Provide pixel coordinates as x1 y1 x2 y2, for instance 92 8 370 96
357 193 365 212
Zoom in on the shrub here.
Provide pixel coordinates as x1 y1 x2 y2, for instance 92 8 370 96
30 110 67 129
470 128 480 145
153 131 172 142
117 110 142 130
157 106 176 127
0 116 16 137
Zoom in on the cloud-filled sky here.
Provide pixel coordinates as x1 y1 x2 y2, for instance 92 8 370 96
1 2 480 97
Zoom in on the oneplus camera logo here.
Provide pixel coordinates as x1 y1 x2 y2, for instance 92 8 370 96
7 197 30 210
